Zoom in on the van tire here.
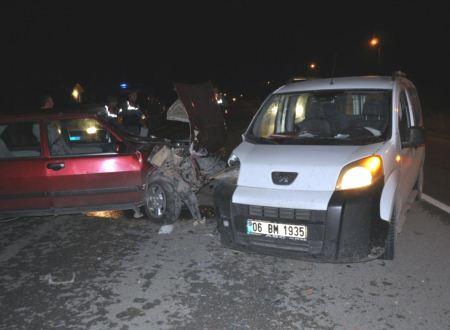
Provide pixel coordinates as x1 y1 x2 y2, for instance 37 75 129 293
144 176 182 224
383 206 398 260
414 166 424 201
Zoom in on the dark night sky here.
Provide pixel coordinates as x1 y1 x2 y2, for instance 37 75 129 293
2 0 450 111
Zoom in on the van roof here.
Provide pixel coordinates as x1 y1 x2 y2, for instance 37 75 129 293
275 76 395 94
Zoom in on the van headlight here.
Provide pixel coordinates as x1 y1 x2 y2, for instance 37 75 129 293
336 156 383 190
228 153 240 167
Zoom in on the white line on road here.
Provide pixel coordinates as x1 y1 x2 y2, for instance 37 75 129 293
422 194 450 214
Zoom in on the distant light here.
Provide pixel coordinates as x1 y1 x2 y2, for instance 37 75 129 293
223 93 227 97
395 154 401 163
309 63 317 70
71 88 79 100
240 94 243 98
217 98 223 104
292 77 307 82
86 126 97 134
232 97 237 102
120 83 128 89
71 83 83 103
266 81 271 85
369 37 380 47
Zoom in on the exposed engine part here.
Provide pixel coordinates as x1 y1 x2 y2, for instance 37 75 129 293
148 143 226 220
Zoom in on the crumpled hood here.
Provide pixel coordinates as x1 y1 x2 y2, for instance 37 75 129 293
234 141 383 192
174 82 226 153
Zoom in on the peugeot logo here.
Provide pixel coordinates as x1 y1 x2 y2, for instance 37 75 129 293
271 172 298 185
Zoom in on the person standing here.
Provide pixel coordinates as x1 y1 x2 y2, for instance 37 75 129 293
120 91 147 136
102 95 121 122
146 94 163 134
40 95 54 110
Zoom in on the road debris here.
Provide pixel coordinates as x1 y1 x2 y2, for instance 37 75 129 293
41 272 76 285
193 219 206 226
158 225 174 235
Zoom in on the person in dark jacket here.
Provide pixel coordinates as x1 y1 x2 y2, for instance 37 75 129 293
120 91 145 136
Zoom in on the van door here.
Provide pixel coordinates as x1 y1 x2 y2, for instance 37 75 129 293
0 120 52 213
397 89 416 212
405 85 425 184
45 118 144 210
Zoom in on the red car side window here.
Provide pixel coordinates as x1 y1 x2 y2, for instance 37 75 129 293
0 121 41 159
47 118 117 157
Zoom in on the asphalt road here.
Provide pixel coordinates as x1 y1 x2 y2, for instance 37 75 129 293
0 133 449 329
423 133 450 205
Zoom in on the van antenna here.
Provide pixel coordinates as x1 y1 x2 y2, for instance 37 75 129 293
330 52 338 85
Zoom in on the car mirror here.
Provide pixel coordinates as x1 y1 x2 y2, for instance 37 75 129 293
402 126 425 148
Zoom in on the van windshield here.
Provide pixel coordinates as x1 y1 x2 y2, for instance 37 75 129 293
247 90 391 145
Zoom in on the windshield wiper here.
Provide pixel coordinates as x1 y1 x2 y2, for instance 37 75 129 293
246 135 279 144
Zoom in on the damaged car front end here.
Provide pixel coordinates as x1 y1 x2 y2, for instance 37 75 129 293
142 82 227 223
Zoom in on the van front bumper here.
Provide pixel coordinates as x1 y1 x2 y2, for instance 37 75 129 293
214 178 388 262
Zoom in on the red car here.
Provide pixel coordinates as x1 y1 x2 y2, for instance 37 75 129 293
0 112 153 217
0 82 227 223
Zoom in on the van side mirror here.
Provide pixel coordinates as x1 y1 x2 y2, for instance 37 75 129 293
402 127 425 148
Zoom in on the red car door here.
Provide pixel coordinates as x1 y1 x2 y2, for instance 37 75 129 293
45 117 145 210
0 119 52 214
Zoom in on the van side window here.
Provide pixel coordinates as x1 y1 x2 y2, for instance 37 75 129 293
406 87 423 127
253 96 281 138
399 90 411 143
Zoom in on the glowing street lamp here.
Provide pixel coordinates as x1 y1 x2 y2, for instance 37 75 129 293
369 37 380 48
308 62 317 70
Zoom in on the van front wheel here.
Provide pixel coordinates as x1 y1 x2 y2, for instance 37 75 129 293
414 166 424 201
383 206 398 260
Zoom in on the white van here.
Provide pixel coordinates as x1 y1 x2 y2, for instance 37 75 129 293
214 74 425 261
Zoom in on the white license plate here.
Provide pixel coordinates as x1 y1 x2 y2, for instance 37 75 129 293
247 220 307 240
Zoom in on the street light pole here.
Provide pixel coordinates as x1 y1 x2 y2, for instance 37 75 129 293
377 46 381 73
369 37 381 73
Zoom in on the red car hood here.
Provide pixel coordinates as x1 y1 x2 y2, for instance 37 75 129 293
174 82 226 153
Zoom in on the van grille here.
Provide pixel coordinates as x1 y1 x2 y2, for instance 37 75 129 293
235 204 325 222
231 203 326 254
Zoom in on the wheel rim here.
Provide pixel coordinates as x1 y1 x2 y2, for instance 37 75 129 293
146 184 166 218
